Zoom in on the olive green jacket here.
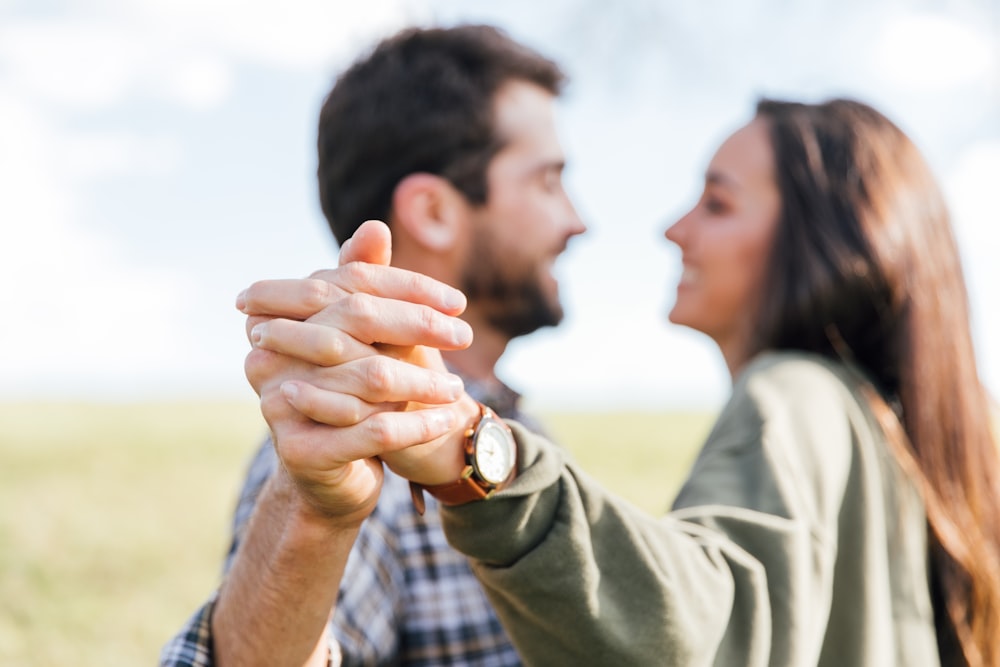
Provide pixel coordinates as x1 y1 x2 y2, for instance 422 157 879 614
441 352 939 666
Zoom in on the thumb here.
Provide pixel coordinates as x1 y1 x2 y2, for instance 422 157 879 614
339 220 392 267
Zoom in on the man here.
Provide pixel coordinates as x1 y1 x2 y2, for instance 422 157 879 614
160 24 584 666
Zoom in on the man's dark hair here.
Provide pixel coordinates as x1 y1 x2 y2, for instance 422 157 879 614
317 24 566 244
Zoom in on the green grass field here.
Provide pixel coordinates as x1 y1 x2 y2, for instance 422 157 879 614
0 401 714 666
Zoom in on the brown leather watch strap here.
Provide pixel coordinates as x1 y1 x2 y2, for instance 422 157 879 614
408 403 515 515
409 470 498 515
424 466 492 504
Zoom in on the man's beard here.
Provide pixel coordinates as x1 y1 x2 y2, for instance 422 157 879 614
461 244 564 340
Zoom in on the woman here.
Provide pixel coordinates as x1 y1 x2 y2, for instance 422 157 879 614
242 98 1000 665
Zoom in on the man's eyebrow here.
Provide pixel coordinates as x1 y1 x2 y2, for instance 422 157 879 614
530 158 566 175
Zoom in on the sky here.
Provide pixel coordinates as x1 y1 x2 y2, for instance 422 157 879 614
1 0 998 410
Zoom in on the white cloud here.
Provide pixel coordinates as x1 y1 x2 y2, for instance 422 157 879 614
948 141 1000 261
0 1 425 114
0 87 189 395
946 141 1000 307
946 141 1000 397
875 13 997 92
160 55 234 111
0 19 147 110
109 0 429 69
0 16 236 113
2 0 996 404
0 0 438 397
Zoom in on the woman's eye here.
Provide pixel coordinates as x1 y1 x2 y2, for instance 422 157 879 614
704 197 727 214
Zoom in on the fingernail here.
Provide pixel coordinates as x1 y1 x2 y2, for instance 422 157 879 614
338 239 353 263
236 290 248 312
444 289 466 312
451 320 473 345
280 382 299 401
447 374 465 399
250 323 264 345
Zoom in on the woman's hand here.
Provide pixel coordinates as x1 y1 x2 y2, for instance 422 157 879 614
238 220 478 519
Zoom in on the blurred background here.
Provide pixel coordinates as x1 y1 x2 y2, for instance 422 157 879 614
2 0 998 411
1 1 998 664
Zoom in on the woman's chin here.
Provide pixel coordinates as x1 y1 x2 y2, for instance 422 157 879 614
666 306 689 328
667 309 711 339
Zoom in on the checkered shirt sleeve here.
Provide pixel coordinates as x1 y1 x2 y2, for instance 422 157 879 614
161 377 533 666
160 440 520 666
158 593 215 666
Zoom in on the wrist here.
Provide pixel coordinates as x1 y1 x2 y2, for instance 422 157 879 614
436 393 483 482
410 398 517 514
271 465 373 533
384 393 480 485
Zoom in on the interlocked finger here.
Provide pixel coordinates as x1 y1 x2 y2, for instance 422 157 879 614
250 318 373 366
277 382 393 427
276 392 460 466
311 262 466 315
239 278 344 319
304 356 465 407
306 292 472 351
238 264 466 322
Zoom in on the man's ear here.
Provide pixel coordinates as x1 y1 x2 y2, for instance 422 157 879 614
392 173 468 252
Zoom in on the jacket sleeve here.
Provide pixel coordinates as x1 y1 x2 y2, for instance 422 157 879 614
440 355 860 666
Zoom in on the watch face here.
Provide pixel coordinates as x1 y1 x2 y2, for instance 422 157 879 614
473 420 517 484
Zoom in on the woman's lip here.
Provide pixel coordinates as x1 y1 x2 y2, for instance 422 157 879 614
678 265 699 286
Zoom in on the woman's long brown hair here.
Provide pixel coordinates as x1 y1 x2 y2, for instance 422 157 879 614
750 98 1000 666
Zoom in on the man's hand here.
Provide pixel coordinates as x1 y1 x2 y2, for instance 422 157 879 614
239 220 476 519
219 220 481 667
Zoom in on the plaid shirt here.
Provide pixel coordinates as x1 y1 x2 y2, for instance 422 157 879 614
160 379 540 667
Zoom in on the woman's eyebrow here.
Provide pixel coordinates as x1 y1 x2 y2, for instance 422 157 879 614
705 169 737 187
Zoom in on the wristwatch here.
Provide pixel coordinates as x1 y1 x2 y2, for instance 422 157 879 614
409 403 517 515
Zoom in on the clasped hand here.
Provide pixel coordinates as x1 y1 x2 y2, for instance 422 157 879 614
238 220 480 523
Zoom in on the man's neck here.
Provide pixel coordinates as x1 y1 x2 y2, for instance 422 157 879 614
442 311 509 388
443 311 544 427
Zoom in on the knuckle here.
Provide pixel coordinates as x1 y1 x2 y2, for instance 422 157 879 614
401 270 425 296
365 412 397 447
317 333 345 365
258 388 286 419
274 431 308 469
244 279 267 297
345 397 364 426
344 292 376 322
240 281 267 312
341 261 372 288
418 305 442 336
426 373 448 402
414 414 434 443
363 357 394 397
244 348 274 388
301 278 334 312
308 268 334 281
245 315 269 333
